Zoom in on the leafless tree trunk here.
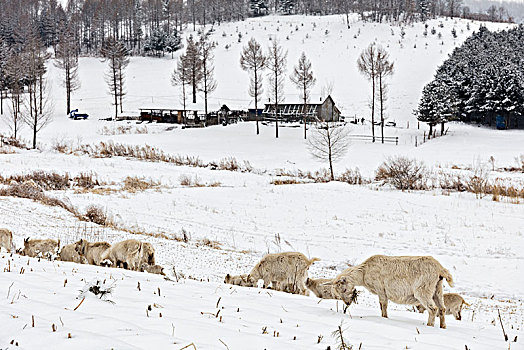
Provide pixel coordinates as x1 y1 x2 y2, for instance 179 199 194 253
357 43 378 142
308 122 350 180
291 52 316 139
199 34 217 116
267 39 287 139
55 28 80 115
375 46 394 144
240 38 266 135
101 37 129 119
172 56 189 122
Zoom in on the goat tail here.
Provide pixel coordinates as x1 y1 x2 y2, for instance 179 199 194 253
441 268 454 288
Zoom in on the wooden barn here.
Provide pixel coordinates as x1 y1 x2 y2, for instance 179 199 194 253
139 104 207 127
262 95 341 122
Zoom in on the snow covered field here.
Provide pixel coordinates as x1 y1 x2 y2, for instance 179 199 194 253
1 254 522 350
1 14 523 350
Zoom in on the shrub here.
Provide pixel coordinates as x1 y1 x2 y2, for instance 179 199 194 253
218 157 240 171
466 163 490 199
337 168 364 185
0 181 78 215
271 178 306 185
73 172 100 189
375 156 426 190
438 172 467 192
84 205 109 226
51 136 73 153
2 171 70 191
123 176 159 192
0 134 28 149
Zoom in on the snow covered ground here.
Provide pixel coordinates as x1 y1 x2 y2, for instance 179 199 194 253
0 14 523 350
1 254 522 349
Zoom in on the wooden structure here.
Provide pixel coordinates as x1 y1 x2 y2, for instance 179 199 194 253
139 108 206 126
262 95 341 122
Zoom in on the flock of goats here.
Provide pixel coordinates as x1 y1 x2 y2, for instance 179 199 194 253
0 228 469 329
0 228 164 275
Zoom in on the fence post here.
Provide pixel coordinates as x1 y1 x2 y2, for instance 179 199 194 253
395 137 398 145
423 131 426 142
418 122 420 129
415 136 417 147
407 121 409 129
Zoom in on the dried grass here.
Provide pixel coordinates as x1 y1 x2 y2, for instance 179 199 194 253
0 181 78 216
337 168 365 185
123 176 160 193
84 205 110 226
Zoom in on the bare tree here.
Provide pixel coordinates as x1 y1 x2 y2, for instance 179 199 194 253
308 122 350 181
267 39 287 138
100 37 129 119
183 35 203 104
290 52 316 139
171 55 189 122
24 33 53 149
22 78 53 149
357 43 378 142
199 34 217 117
4 53 24 139
375 46 394 144
0 40 10 115
55 28 80 115
240 38 266 135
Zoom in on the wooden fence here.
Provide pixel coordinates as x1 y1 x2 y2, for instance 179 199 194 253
347 134 399 145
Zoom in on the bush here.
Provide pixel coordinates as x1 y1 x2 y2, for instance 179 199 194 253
84 205 109 226
1 171 70 191
123 176 159 192
73 172 100 189
0 134 28 149
376 156 426 190
218 157 240 171
466 163 490 199
337 168 364 185
0 181 78 215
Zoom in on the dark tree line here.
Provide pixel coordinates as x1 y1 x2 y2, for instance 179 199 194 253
0 0 514 61
416 25 524 134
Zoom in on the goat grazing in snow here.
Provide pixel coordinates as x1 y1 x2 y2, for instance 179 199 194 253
326 255 454 328
21 237 60 258
59 242 88 264
74 239 111 266
306 278 338 299
249 252 320 295
104 239 155 271
0 228 13 253
224 274 252 286
416 293 470 321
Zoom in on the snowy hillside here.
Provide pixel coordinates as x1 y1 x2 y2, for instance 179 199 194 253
1 254 522 349
1 13 523 350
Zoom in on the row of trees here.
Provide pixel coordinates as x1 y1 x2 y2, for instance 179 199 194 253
1 0 511 63
1 21 131 146
416 25 524 134
0 29 54 149
358 43 395 143
239 38 317 139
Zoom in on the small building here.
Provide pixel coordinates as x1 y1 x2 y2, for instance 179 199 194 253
262 95 341 122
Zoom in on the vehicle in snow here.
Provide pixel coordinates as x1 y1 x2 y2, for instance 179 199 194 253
69 109 89 120
496 115 506 130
